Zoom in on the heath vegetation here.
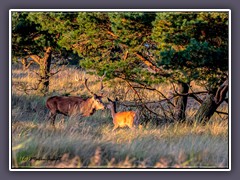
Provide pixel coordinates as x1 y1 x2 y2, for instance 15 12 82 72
11 11 229 169
12 66 228 169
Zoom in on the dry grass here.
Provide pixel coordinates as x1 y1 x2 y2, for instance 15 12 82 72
11 64 229 169
11 115 228 168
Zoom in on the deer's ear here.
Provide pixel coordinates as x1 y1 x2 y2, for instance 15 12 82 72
93 94 97 99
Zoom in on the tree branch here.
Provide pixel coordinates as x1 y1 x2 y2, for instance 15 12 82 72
132 85 175 107
29 55 41 65
107 30 118 38
171 83 208 96
21 58 34 70
123 50 128 61
125 80 160 117
42 47 52 64
134 52 162 74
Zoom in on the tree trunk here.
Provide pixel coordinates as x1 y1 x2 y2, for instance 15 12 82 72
174 82 189 122
32 47 52 96
195 79 228 124
195 94 218 123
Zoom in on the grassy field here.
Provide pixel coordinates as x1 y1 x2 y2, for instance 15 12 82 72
11 64 229 169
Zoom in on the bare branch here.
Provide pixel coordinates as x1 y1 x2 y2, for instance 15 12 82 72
14 81 40 95
125 80 160 117
29 69 41 77
134 53 161 74
123 50 128 61
189 94 203 104
107 30 118 38
216 111 228 115
21 58 34 70
29 55 41 65
50 69 61 76
132 85 175 107
49 65 65 77
171 82 208 97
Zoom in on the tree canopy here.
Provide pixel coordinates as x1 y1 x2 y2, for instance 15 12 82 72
12 11 228 87
152 12 228 88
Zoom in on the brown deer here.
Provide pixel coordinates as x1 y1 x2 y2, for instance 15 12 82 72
107 98 140 131
46 75 105 126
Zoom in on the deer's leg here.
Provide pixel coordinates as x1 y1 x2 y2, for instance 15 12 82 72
130 126 134 130
128 124 135 131
47 111 52 122
133 114 139 127
51 114 57 126
112 125 118 132
48 111 57 126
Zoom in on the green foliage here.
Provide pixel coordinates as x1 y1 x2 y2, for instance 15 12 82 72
71 12 158 84
12 11 229 88
12 12 80 65
152 12 228 87
71 11 228 88
12 12 53 58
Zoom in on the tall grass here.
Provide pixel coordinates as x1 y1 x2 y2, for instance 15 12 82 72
11 65 229 169
12 114 228 168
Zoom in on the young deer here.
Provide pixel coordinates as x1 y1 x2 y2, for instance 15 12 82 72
107 98 140 131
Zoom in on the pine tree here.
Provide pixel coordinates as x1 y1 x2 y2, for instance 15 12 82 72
151 12 228 122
